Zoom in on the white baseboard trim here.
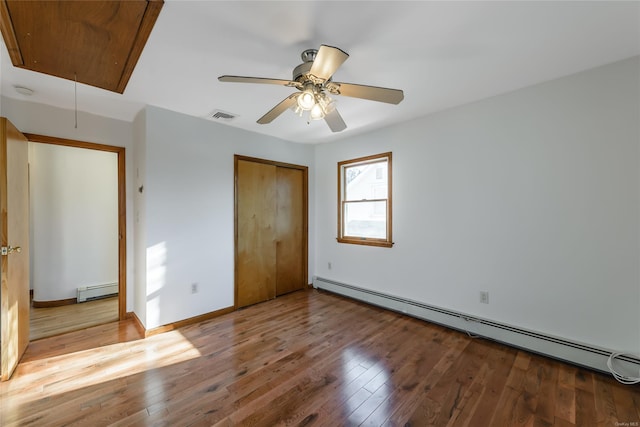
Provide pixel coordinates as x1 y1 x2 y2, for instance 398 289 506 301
313 276 640 377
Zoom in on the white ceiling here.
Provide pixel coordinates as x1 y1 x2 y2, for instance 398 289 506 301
1 1 639 144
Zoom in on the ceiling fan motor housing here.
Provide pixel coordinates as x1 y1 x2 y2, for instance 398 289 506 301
292 61 313 83
293 62 332 87
293 48 330 85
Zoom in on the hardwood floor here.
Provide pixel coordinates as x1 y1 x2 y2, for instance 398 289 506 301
30 296 119 341
2 289 638 426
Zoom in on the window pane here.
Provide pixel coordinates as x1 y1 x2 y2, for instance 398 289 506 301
344 201 387 239
344 160 387 201
337 152 392 247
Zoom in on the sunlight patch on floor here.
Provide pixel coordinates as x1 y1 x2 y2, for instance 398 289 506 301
4 330 201 407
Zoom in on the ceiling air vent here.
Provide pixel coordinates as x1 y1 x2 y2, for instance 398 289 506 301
208 109 237 121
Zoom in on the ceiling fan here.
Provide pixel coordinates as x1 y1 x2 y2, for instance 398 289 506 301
218 45 404 132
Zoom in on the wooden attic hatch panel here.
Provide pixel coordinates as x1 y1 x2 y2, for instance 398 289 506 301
0 0 163 93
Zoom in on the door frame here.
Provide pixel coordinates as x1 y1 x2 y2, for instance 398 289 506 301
25 134 127 320
234 155 308 309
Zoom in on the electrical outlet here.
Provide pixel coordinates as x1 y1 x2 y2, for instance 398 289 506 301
191 283 198 294
480 291 489 304
328 262 332 270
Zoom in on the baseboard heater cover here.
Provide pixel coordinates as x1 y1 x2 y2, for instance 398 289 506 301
77 282 118 303
313 276 640 376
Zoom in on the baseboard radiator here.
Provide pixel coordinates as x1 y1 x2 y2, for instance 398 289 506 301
313 276 640 376
77 282 118 303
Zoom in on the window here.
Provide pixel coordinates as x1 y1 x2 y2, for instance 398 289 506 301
338 152 392 247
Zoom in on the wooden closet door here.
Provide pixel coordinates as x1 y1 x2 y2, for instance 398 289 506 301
236 160 276 308
275 167 305 296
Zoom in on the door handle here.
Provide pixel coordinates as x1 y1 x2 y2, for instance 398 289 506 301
0 246 21 256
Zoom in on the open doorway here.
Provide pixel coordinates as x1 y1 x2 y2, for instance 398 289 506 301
25 134 126 340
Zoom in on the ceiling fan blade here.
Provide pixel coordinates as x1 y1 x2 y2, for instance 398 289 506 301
218 75 295 87
309 45 349 81
333 82 404 104
257 93 299 124
324 108 347 133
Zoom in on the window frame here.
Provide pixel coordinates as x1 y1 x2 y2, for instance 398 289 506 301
337 152 393 248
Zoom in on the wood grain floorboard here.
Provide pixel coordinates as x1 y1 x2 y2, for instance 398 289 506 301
1 289 638 426
30 296 119 340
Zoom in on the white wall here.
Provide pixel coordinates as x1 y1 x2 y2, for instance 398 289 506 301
133 109 147 323
1 96 136 310
315 56 640 353
29 143 118 300
138 106 315 329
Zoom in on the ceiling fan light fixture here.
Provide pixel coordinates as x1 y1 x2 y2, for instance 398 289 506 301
292 103 304 117
297 89 315 110
317 92 336 114
309 102 325 120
